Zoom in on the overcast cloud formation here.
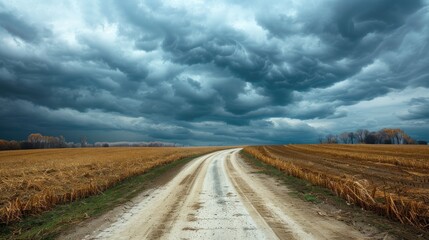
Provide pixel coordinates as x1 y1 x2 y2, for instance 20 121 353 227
1 0 429 145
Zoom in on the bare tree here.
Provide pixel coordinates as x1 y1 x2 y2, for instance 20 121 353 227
356 129 369 143
80 136 88 148
377 129 389 144
59 135 66 148
348 132 355 144
27 133 43 148
325 134 338 144
320 128 415 145
339 132 349 144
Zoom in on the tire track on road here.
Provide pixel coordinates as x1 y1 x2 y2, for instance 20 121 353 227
80 149 371 240
226 150 366 240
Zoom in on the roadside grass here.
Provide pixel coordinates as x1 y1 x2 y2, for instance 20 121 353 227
240 151 333 204
303 193 319 203
0 154 201 240
239 150 428 240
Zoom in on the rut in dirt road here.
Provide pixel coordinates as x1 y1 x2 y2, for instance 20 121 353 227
83 149 367 240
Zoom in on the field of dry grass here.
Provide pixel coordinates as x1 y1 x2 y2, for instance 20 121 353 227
244 144 429 230
0 147 224 224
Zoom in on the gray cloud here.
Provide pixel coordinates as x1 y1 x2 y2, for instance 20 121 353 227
399 97 429 121
0 11 47 42
0 0 428 144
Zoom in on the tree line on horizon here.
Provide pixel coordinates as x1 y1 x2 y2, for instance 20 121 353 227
0 133 69 151
319 128 427 145
0 133 179 151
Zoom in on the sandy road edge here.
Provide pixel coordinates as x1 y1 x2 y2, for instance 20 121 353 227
226 150 370 240
58 151 222 240
143 150 221 239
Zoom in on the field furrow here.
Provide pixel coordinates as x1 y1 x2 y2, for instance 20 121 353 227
0 147 224 224
244 144 429 230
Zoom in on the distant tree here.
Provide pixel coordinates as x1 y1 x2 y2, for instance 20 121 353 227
417 140 427 145
0 140 9 150
102 143 109 147
0 139 21 151
348 132 355 144
325 134 338 144
355 129 369 143
59 135 67 148
377 129 389 144
396 129 414 144
80 136 88 148
20 141 32 149
381 128 396 144
28 133 43 148
379 128 413 144
364 132 379 144
339 132 349 144
404 137 414 144
320 128 416 145
9 140 20 150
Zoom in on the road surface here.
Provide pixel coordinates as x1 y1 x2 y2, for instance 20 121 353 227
76 148 369 240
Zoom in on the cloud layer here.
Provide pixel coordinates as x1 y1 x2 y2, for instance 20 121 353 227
1 0 428 144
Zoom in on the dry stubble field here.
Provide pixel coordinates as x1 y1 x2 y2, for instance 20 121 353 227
244 144 429 230
0 147 224 224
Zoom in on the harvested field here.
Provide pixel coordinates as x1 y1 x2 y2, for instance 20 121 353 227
243 144 429 230
0 147 224 224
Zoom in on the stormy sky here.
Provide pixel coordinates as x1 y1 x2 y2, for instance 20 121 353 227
1 0 429 145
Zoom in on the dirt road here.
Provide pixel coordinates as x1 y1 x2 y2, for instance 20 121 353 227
76 149 370 240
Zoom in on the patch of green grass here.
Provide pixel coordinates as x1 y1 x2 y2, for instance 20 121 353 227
0 154 203 240
303 193 318 203
239 150 337 204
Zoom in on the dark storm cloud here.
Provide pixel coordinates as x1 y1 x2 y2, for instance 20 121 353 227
333 0 421 40
399 97 429 121
256 0 427 99
0 0 428 144
0 11 45 42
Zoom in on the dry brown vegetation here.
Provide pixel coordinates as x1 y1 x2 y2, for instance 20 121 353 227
0 147 224 224
244 144 429 230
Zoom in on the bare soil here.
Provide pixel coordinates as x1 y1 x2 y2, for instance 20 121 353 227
262 145 429 204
